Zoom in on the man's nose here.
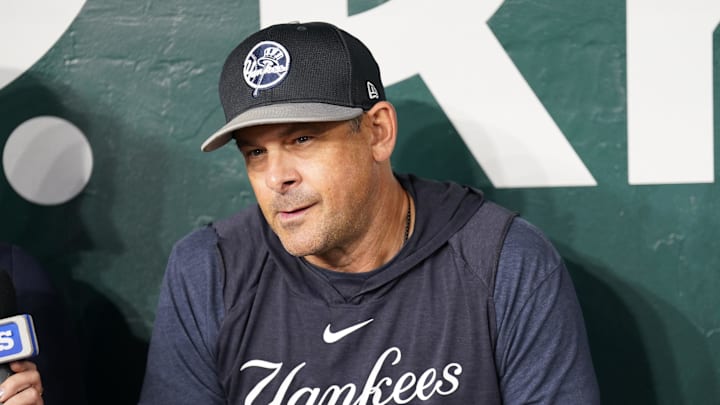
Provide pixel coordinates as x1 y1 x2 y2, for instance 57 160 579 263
265 152 300 193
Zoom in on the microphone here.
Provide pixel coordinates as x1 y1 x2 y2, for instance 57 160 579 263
0 269 40 382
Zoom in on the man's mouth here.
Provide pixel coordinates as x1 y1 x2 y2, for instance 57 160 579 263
278 203 314 221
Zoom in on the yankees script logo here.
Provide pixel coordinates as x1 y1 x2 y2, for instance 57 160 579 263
240 347 463 404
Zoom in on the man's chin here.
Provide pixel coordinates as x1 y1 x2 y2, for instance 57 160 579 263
276 235 319 258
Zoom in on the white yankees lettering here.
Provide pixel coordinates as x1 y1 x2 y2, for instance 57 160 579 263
240 347 462 404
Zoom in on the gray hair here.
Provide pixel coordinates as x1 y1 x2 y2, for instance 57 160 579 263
348 115 363 133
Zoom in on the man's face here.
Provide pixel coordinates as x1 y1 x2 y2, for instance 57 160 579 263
234 118 379 258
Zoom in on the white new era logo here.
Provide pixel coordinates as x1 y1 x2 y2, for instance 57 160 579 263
366 81 379 99
323 319 374 344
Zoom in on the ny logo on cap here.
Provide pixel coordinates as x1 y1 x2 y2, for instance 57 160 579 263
243 41 290 97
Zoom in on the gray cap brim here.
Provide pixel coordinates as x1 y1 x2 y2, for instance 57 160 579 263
201 103 363 152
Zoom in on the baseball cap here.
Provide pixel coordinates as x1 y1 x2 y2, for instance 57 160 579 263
201 21 387 152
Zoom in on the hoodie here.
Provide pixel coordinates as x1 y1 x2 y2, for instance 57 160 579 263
139 174 600 405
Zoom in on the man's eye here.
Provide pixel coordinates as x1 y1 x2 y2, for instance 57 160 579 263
295 136 312 144
245 149 264 158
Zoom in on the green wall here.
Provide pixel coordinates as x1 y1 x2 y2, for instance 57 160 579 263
0 0 718 403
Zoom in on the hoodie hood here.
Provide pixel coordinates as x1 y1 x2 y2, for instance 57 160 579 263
261 173 486 305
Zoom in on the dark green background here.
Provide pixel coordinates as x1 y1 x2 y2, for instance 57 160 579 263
0 0 717 403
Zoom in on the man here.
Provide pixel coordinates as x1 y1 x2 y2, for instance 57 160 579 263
139 21 600 404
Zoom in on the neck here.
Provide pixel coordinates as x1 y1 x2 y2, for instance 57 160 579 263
305 177 413 273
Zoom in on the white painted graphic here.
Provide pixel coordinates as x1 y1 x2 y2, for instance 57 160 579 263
1 0 717 191
3 116 93 205
0 0 86 90
260 0 597 188
1 1 90 205
261 0 720 187
627 0 719 184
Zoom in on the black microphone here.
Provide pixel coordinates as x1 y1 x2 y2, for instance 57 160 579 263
0 269 40 382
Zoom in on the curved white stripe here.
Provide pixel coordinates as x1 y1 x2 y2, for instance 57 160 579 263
0 0 86 90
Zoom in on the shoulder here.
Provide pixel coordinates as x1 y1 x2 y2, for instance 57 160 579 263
450 202 562 283
157 225 226 338
168 226 221 271
173 225 220 251
159 227 224 310
169 207 261 270
494 217 564 313
493 217 581 358
446 200 516 290
492 219 601 403
166 207 272 314
501 217 563 275
213 206 265 241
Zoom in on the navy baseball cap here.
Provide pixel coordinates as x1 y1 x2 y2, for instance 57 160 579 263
201 21 387 152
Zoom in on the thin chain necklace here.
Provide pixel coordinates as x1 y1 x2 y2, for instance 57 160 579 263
403 190 412 243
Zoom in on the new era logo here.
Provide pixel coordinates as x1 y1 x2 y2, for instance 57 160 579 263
366 81 379 99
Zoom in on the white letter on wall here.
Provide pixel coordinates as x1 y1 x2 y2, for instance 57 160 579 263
0 0 86 90
627 0 719 184
260 0 597 188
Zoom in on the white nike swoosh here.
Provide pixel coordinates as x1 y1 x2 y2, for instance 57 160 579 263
323 319 374 344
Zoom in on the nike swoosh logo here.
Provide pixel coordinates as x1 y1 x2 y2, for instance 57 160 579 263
323 319 374 344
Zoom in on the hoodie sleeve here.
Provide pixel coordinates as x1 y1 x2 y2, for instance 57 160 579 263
138 227 226 404
493 218 601 404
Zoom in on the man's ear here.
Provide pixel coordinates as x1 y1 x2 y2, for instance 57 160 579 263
364 101 398 162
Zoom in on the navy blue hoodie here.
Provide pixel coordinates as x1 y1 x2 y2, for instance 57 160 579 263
139 174 600 404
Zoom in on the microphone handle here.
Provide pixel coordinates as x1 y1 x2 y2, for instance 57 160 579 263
0 363 12 383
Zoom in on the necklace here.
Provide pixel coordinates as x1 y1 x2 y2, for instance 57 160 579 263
403 190 412 243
